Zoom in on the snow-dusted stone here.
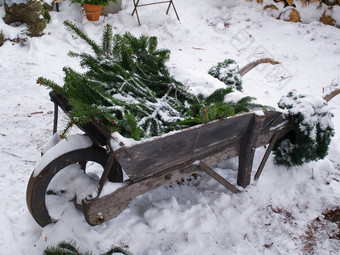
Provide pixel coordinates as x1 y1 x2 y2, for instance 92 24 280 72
103 0 121 15
4 0 51 36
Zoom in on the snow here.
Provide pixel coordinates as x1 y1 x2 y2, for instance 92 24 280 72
4 0 30 8
110 131 138 150
254 110 265 116
278 90 334 137
33 134 93 177
171 68 226 97
1 0 340 254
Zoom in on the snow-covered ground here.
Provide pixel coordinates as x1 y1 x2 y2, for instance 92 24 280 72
1 0 340 254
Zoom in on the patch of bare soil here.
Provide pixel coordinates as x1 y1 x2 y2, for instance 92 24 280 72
301 207 340 254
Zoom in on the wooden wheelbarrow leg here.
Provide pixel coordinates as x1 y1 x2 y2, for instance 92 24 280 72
237 114 265 188
53 102 58 134
82 162 198 226
254 129 283 181
199 162 241 194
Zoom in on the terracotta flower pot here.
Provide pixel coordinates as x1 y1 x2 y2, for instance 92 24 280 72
83 3 103 21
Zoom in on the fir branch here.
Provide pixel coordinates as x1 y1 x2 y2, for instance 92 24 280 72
64 20 102 57
233 96 257 113
205 88 233 105
43 240 91 255
101 24 113 57
101 246 131 255
43 240 131 255
147 36 157 53
37 77 64 95
38 23 269 140
208 59 243 91
273 90 334 166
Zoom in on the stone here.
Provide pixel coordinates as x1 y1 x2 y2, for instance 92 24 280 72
4 0 50 37
103 0 122 16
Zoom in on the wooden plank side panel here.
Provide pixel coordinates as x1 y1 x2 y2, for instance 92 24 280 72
260 111 285 132
116 113 254 181
201 112 289 167
83 162 198 225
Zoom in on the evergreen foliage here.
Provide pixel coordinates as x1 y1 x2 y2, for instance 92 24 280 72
43 240 131 255
37 21 266 140
208 59 243 91
70 0 117 6
0 30 4 47
273 90 334 166
43 240 91 255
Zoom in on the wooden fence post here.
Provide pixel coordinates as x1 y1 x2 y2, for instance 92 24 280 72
237 114 265 188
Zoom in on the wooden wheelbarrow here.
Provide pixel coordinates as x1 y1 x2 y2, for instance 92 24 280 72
27 91 290 227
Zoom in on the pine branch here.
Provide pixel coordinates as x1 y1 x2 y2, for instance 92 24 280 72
64 20 102 56
39 23 267 140
208 59 243 91
37 77 64 94
102 24 113 57
101 246 132 255
43 240 90 255
274 90 334 166
43 240 131 255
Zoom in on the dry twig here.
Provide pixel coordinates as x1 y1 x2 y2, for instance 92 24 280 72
239 58 280 76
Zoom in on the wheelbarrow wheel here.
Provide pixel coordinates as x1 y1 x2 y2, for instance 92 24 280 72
26 144 123 227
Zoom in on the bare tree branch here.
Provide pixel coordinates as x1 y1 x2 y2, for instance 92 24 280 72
323 77 340 102
240 58 280 77
323 88 340 102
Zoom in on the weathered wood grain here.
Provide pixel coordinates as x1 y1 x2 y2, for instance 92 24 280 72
45 92 292 226
116 113 254 182
199 161 241 194
237 114 265 188
254 130 282 181
83 162 198 225
26 146 118 227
